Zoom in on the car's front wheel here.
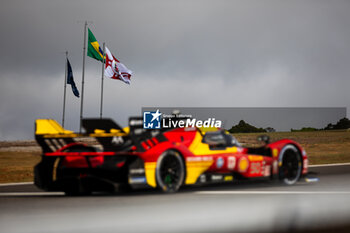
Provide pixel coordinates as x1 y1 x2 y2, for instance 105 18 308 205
279 144 302 185
156 150 185 193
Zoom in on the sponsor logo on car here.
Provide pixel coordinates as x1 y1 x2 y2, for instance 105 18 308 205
250 162 262 175
211 174 223 181
238 157 249 172
216 157 224 169
128 177 147 184
227 156 236 170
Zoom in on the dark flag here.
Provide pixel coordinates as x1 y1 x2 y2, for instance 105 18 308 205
67 59 80 97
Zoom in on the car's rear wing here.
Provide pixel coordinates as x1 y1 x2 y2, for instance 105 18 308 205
35 114 198 153
35 117 173 153
35 119 76 152
35 118 129 153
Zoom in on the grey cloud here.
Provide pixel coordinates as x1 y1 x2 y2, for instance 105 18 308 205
0 0 350 140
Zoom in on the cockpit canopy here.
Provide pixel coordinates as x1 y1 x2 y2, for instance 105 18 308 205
202 130 240 148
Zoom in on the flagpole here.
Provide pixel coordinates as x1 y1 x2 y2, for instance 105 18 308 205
80 21 87 133
100 43 105 119
62 51 68 128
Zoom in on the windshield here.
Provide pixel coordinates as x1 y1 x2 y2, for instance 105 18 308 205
202 130 241 147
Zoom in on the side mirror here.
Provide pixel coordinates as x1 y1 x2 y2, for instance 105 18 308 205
257 135 270 145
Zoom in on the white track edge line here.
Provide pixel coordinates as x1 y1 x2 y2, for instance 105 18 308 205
309 162 350 167
0 182 34 187
196 191 350 195
0 192 65 196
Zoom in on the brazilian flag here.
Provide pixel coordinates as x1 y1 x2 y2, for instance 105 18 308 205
87 28 104 62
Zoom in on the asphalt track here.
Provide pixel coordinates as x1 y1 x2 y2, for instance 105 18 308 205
1 164 350 233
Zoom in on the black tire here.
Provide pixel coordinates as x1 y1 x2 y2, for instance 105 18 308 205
156 150 185 193
279 144 302 185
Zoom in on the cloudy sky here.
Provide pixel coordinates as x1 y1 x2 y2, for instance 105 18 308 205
1 0 349 140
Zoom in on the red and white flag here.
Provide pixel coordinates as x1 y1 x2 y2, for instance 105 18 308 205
104 47 132 84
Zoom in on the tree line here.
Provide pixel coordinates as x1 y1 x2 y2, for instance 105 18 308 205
228 117 350 133
291 117 350 132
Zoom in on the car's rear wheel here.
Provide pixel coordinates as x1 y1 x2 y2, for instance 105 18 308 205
156 150 185 193
279 144 302 185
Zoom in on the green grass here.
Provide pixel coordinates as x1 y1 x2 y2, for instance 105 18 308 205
0 151 41 183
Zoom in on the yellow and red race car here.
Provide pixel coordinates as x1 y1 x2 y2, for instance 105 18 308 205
34 117 308 195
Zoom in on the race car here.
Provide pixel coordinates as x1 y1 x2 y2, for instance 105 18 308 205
34 116 308 195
